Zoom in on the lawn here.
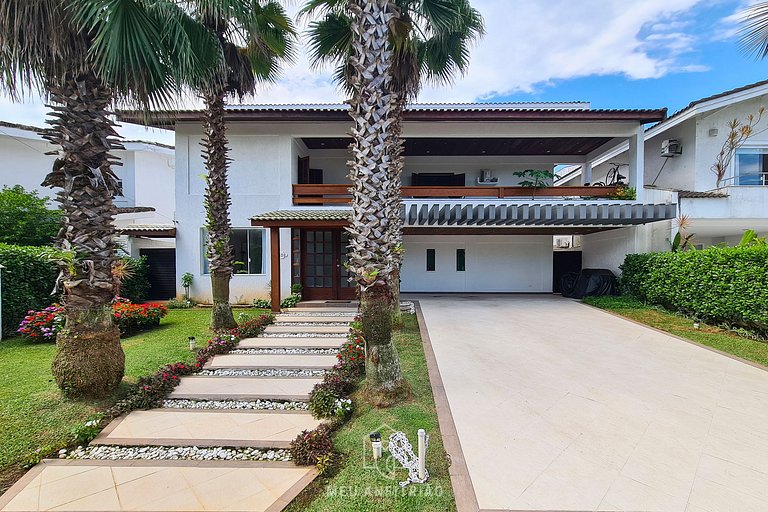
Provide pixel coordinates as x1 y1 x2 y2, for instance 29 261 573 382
285 314 456 512
583 295 768 368
0 307 266 495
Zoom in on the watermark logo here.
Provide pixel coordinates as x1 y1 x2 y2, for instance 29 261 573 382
362 422 401 481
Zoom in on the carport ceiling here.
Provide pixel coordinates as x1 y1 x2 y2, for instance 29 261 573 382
302 137 613 156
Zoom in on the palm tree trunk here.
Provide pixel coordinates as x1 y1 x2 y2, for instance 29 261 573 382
43 72 125 398
347 0 404 396
202 90 236 331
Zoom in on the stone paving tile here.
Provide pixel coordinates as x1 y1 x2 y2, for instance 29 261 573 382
168 376 320 401
207 354 338 370
264 324 348 334
92 410 321 448
0 460 316 511
238 336 346 349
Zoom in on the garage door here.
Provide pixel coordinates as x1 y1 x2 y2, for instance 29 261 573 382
400 235 553 292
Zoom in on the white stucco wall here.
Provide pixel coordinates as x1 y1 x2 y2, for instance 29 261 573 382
581 221 672 275
0 129 57 199
401 234 553 292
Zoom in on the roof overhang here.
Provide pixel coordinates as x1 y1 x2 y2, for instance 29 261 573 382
120 105 667 129
251 202 676 231
118 224 176 238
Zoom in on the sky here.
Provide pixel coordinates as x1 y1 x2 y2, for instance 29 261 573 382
1 0 767 146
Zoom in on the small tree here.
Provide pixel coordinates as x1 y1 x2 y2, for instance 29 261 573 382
711 108 765 188
0 185 61 246
513 169 555 199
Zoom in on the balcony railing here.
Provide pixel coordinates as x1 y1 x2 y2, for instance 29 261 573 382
293 184 619 205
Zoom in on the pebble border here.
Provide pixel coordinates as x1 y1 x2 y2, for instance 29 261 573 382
198 368 327 377
63 445 291 462
162 399 309 411
229 347 338 355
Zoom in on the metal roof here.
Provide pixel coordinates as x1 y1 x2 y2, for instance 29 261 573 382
119 224 176 238
252 210 351 222
226 101 591 112
677 190 729 199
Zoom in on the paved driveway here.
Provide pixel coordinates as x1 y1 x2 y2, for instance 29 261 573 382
413 294 768 512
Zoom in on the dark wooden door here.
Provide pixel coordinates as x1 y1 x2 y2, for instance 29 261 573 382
140 248 177 300
301 230 355 300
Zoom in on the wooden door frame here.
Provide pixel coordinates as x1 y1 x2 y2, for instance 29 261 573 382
300 229 355 301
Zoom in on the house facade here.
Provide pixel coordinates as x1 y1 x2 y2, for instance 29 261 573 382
558 80 768 248
0 120 178 298
125 102 677 308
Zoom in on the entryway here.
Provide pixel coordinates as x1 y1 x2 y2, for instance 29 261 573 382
299 229 355 301
139 248 176 300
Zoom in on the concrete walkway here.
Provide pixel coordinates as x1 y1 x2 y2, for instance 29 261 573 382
0 304 353 512
414 294 768 512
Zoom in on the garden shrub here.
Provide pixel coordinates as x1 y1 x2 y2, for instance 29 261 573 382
619 245 768 332
113 301 168 335
252 298 271 309
230 313 274 338
308 388 341 419
0 243 58 336
0 185 62 247
119 256 151 303
17 304 64 342
166 297 196 309
289 424 334 470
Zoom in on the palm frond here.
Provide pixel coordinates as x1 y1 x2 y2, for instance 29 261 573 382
740 1 768 58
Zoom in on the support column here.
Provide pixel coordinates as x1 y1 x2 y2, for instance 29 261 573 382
270 227 281 313
628 125 645 202
580 162 593 186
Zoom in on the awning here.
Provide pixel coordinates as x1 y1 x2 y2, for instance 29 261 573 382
118 224 176 238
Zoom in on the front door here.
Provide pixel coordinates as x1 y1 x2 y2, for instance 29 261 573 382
301 229 356 300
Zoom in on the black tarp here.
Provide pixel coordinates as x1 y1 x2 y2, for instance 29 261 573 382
560 268 618 298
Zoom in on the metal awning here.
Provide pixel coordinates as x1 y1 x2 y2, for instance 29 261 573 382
118 224 176 238
403 202 676 227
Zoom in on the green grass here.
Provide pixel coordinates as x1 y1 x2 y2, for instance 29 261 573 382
584 296 768 368
0 307 266 493
285 314 456 512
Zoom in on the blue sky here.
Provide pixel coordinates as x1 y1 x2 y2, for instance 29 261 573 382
0 0 765 144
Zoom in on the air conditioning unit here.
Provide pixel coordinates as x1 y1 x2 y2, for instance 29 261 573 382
661 139 682 157
477 169 498 185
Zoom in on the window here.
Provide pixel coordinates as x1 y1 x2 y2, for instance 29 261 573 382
456 249 466 272
426 249 436 271
735 149 768 186
202 228 265 275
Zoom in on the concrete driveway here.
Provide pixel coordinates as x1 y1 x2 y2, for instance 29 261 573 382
412 294 768 512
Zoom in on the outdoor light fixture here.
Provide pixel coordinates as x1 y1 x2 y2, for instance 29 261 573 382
693 320 701 330
188 336 196 351
417 429 427 481
370 432 382 460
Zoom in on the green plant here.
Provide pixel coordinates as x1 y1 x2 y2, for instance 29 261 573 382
289 424 334 467
71 415 103 444
290 283 303 295
253 298 271 309
0 185 62 247
280 294 301 309
314 453 335 476
738 229 767 247
119 256 151 303
181 272 194 299
619 245 768 333
0 244 59 336
166 297 196 309
712 107 765 187
513 169 554 198
308 388 341 419
607 184 636 200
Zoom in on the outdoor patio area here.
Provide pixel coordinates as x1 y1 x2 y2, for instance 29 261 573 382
413 294 768 512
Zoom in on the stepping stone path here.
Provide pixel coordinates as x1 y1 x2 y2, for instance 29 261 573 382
0 302 356 512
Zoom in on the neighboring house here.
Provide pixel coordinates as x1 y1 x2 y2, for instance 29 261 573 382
0 120 177 299
558 80 768 249
122 102 677 307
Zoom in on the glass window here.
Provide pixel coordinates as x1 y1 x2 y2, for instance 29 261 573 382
426 249 436 271
456 249 466 272
735 149 768 186
202 228 265 275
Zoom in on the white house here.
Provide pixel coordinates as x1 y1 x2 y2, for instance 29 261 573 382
558 80 768 248
0 120 177 298
122 102 677 308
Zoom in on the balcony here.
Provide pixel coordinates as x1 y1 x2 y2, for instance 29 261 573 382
292 184 619 206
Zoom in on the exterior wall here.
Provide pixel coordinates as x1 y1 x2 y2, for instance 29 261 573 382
0 130 57 199
133 149 176 224
581 220 672 274
175 124 294 303
401 234 553 292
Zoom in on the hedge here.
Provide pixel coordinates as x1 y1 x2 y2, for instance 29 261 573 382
120 256 150 303
0 244 58 336
619 246 768 332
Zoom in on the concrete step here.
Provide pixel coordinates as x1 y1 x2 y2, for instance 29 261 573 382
284 307 357 314
274 315 353 324
168 376 321 401
239 336 346 349
92 409 322 449
206 353 338 370
287 301 357 309
0 459 317 512
264 324 349 335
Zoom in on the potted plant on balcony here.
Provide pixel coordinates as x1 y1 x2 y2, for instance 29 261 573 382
513 169 555 199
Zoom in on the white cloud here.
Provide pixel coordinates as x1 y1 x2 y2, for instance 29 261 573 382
0 0 719 142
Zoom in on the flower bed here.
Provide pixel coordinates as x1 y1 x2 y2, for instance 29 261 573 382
17 301 169 341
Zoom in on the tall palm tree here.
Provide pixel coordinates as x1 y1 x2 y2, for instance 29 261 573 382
343 0 405 396
740 1 768 58
302 0 483 393
189 0 296 331
0 0 219 397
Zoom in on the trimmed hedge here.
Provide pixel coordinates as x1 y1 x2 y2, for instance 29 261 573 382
0 244 58 336
619 246 768 332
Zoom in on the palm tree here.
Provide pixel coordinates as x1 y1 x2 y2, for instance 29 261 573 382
189 0 296 331
302 0 483 394
343 0 405 397
740 1 768 58
0 0 219 397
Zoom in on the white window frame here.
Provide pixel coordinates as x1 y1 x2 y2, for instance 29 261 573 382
732 146 768 186
201 227 267 276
